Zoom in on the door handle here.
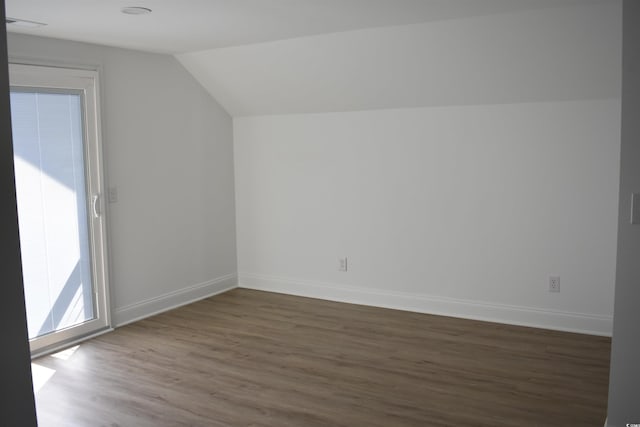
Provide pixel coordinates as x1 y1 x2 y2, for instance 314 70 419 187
92 194 101 218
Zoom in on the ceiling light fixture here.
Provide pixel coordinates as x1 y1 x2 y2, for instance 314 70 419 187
121 7 152 15
5 17 47 28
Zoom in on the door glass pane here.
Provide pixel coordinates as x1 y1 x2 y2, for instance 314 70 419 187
11 91 95 340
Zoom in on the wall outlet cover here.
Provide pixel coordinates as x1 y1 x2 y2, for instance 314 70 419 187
339 257 348 272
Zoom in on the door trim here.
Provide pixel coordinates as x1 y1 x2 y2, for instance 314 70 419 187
9 63 112 357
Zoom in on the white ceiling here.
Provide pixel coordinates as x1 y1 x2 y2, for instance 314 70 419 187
177 2 621 116
5 0 612 54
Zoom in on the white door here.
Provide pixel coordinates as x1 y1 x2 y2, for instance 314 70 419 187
9 63 110 357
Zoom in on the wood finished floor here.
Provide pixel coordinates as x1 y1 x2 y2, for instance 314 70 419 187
33 289 611 427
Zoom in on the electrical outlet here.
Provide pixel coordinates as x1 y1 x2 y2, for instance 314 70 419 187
549 276 560 293
338 257 348 272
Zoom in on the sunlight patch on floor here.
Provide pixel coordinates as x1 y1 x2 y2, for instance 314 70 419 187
32 345 81 393
51 345 79 361
31 363 55 393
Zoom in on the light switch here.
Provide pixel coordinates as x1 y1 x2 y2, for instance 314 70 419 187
632 193 640 225
108 186 118 203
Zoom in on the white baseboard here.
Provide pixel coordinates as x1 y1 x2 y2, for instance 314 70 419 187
238 273 612 336
113 274 237 327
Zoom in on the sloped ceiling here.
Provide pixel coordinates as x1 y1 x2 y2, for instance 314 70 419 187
177 2 621 116
7 0 620 117
6 0 611 53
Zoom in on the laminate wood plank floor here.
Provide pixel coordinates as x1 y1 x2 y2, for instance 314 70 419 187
32 289 610 427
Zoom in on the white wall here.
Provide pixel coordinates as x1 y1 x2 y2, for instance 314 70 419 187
235 101 620 335
233 2 622 335
7 34 237 326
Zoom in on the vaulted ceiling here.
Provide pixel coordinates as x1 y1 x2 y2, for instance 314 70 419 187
6 0 620 116
178 2 620 116
6 0 612 54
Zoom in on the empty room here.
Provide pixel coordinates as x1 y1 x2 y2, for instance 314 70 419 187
1 0 639 426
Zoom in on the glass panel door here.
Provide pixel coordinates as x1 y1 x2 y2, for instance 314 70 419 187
10 64 110 357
